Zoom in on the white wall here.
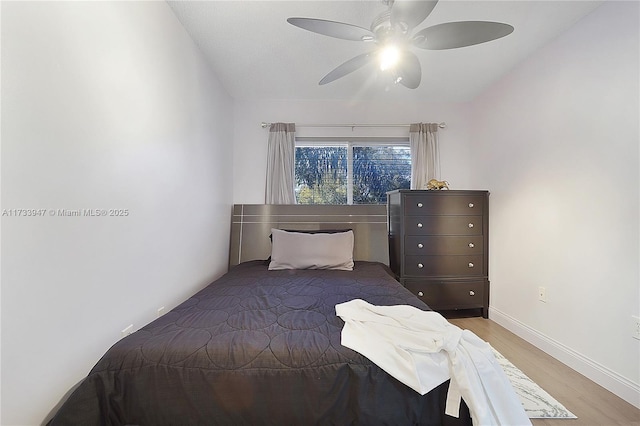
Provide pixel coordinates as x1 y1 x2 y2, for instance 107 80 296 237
469 1 639 406
1 2 234 425
233 99 474 204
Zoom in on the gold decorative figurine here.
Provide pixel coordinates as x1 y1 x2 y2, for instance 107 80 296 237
426 179 450 190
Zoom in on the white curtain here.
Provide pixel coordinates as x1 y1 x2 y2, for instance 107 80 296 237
409 123 441 189
265 122 296 204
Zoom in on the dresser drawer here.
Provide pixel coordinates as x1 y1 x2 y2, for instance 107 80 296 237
405 255 484 276
405 236 484 255
404 194 484 216
405 216 483 236
404 280 486 310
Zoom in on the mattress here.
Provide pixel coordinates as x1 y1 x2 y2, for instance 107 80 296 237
47 260 472 425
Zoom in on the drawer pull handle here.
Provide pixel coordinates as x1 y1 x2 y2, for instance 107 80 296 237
468 262 474 268
468 242 475 248
417 202 423 208
469 203 475 208
417 291 424 297
417 243 424 249
417 263 424 269
468 223 474 228
469 290 475 296
417 223 423 228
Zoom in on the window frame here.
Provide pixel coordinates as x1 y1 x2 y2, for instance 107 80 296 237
295 137 411 205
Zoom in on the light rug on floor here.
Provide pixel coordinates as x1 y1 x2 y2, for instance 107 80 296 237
492 347 577 419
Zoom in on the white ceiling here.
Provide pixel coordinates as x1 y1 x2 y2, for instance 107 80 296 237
167 0 603 102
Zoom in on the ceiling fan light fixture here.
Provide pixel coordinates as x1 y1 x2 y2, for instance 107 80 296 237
379 45 401 71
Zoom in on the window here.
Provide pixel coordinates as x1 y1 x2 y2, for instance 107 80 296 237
294 138 411 205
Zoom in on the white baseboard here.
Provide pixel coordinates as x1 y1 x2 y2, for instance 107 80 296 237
489 307 640 409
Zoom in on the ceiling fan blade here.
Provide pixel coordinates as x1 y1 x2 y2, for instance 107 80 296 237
412 21 514 50
391 0 438 33
319 52 375 85
396 50 422 89
287 17 374 41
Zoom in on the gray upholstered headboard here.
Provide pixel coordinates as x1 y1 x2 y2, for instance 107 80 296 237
229 204 389 268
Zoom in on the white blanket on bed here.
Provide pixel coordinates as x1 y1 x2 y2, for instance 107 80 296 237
335 299 531 426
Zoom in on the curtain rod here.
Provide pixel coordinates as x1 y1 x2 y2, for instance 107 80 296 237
260 122 446 129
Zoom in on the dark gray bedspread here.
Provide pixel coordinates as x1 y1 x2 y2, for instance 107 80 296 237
48 261 471 425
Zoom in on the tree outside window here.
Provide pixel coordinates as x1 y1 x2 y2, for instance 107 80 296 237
295 141 411 205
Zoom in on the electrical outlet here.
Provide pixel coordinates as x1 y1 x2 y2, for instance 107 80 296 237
632 316 640 340
157 306 166 318
121 324 134 338
538 286 547 303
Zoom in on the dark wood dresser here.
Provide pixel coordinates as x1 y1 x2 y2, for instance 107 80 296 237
387 190 490 318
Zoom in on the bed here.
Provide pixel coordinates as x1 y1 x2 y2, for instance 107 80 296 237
47 204 473 425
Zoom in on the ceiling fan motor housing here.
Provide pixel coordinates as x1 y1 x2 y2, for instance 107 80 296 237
370 9 412 41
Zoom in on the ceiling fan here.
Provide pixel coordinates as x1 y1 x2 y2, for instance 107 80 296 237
287 0 514 89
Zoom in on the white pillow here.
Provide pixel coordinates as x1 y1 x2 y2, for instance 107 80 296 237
268 228 354 271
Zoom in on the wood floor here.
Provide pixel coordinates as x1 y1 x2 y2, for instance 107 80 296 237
447 315 640 426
